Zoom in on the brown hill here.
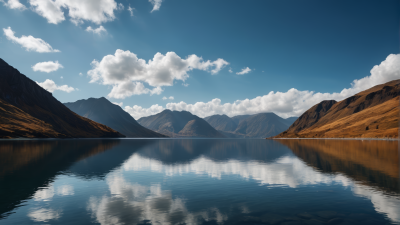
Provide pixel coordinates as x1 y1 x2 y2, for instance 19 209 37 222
274 79 399 138
0 58 124 138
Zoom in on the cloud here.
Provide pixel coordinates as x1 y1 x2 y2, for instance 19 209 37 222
112 102 123 107
229 68 233 73
86 26 107 35
32 61 63 73
149 0 162 12
124 104 164 120
79 72 83 76
36 79 75 93
128 5 134 16
28 208 61 222
108 81 163 99
1 0 27 10
162 96 174 100
236 67 251 75
117 3 123 10
29 0 120 25
3 27 60 53
124 54 400 119
88 49 228 98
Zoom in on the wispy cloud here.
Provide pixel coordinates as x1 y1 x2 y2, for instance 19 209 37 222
236 67 251 75
3 27 60 53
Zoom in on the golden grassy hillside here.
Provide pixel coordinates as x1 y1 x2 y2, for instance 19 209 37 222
274 80 399 138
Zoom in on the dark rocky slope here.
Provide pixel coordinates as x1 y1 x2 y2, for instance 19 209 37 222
0 58 123 138
64 97 165 137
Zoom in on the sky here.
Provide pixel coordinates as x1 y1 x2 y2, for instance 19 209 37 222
0 0 399 119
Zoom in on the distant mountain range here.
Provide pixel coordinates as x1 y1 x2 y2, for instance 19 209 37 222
64 98 166 138
274 79 400 138
0 59 123 138
204 113 297 138
138 110 225 138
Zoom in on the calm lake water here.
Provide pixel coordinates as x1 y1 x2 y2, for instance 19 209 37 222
0 139 399 225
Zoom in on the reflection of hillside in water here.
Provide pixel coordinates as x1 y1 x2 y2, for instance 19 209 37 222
0 139 121 219
136 139 291 164
276 139 399 193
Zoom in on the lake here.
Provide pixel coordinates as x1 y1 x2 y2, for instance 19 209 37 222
0 139 399 225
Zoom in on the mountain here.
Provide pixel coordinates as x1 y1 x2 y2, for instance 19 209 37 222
205 113 297 138
64 98 166 138
204 115 237 132
233 113 291 138
284 117 299 126
0 58 124 138
138 110 225 138
274 79 400 138
231 115 252 125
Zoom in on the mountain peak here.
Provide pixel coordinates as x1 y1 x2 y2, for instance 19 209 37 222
0 59 124 138
64 98 165 138
274 79 399 138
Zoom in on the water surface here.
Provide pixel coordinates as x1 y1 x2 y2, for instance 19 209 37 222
0 139 399 225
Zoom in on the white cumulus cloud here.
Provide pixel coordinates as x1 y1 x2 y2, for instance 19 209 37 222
36 79 75 93
107 81 163 99
3 27 60 53
86 25 107 35
32 61 63 73
124 104 164 120
236 67 251 75
149 0 162 12
124 54 400 119
29 0 120 25
88 49 229 98
1 0 26 10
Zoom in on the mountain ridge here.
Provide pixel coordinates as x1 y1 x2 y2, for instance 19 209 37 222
0 58 123 138
138 110 225 138
64 97 166 138
205 113 298 138
274 79 400 138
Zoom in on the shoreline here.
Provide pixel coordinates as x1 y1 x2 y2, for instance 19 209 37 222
270 137 399 141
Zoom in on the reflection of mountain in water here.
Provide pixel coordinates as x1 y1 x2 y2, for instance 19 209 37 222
0 140 121 219
277 139 399 193
135 139 292 164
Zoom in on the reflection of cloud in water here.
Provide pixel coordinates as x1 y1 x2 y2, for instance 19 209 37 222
353 185 400 223
33 184 74 201
121 153 400 224
33 187 54 201
28 208 61 222
123 154 350 187
57 185 74 196
87 175 228 225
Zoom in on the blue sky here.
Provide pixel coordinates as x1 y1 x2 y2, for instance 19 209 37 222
0 0 399 119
